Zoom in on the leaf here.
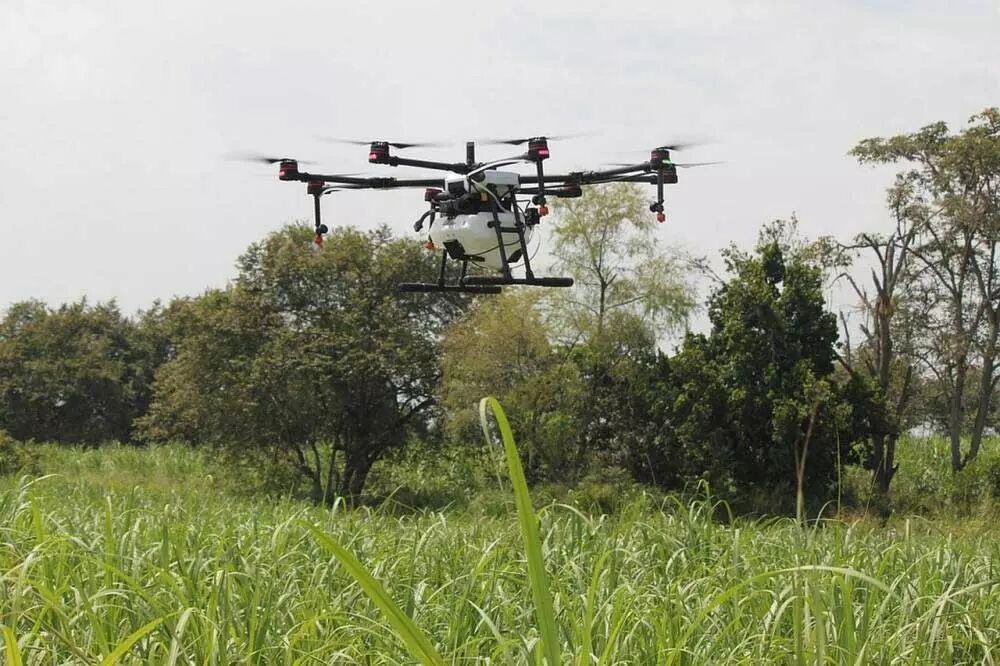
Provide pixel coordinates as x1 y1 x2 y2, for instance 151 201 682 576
101 616 165 666
2 627 23 666
480 396 562 665
305 523 445 666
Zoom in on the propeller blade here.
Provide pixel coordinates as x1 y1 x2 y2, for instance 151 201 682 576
605 160 723 168
318 137 448 149
655 142 704 151
675 161 724 168
225 152 314 165
481 132 591 146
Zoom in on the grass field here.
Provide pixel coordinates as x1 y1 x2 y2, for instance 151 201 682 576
1 435 999 663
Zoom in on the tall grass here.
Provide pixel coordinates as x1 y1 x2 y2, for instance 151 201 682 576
1 430 998 662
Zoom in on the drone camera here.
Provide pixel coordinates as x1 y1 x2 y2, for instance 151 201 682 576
278 160 298 180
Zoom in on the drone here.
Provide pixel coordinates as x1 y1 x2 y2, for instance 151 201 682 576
239 137 717 294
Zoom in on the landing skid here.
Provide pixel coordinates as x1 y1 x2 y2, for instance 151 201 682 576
462 276 574 288
398 283 502 295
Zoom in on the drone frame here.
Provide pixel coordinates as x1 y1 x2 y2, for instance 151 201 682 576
269 138 696 294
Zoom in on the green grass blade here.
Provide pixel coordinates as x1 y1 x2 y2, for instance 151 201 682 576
2 627 23 666
305 523 445 666
101 616 165 666
480 396 561 666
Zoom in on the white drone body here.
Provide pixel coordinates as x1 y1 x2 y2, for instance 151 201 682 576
428 170 529 270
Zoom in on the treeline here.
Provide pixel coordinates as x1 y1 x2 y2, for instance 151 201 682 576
1 109 998 513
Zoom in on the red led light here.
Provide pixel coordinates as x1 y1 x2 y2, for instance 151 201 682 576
314 233 324 246
369 152 378 161
424 241 435 250
656 212 666 223
538 148 550 157
539 205 549 217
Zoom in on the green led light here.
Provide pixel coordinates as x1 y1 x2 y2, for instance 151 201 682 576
662 159 673 165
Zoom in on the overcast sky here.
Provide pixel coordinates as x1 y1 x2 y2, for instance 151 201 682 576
2 0 998 317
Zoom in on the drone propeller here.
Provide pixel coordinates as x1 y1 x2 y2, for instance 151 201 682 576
225 152 315 165
674 161 724 168
651 141 705 151
606 161 724 168
482 133 587 146
319 138 447 149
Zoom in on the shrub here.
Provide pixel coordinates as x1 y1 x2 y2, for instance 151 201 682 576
0 429 38 476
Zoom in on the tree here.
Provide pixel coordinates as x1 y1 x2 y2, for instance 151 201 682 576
851 108 1000 471
542 183 697 477
440 291 585 481
646 225 874 514
547 182 695 342
834 182 922 493
138 224 467 501
0 299 148 444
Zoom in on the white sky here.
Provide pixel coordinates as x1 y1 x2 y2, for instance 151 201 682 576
2 0 998 317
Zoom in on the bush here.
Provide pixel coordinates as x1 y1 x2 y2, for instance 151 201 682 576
844 435 1000 516
0 429 38 476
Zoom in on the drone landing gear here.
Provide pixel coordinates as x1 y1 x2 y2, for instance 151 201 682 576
462 276 574 288
397 199 574 295
397 282 502 294
398 252 502 294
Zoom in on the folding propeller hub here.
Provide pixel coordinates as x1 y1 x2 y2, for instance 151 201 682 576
527 137 550 161
650 148 672 169
368 141 391 164
278 160 298 180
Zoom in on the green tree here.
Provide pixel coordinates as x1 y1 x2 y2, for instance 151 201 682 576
544 182 698 477
139 224 467 501
851 108 1000 471
547 182 696 341
0 299 148 444
440 291 585 481
646 224 874 514
834 186 921 494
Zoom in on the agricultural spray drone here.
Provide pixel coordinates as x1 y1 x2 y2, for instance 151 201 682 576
237 137 717 294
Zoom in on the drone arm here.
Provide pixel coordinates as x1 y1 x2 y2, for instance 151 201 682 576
294 171 445 189
377 155 471 173
519 185 583 198
523 163 649 185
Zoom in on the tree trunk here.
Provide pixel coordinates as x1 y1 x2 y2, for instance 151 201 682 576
872 433 898 494
949 365 967 472
323 444 340 506
339 449 374 502
308 441 324 502
967 318 998 467
293 444 323 503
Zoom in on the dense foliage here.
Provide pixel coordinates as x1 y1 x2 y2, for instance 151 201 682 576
632 228 879 512
0 299 158 444
137 225 468 500
1 110 999 511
